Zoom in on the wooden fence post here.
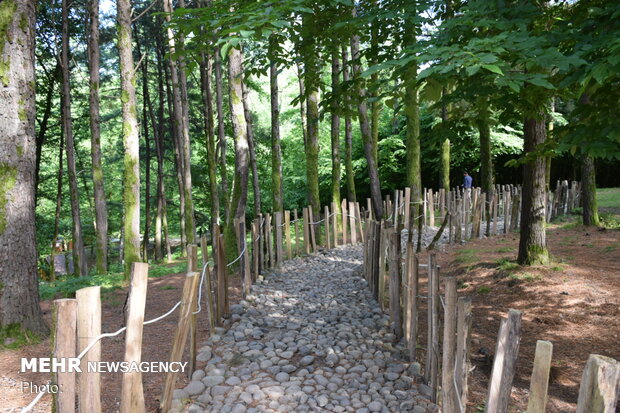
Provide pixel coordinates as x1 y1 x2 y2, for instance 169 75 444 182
349 201 357 244
252 220 259 279
160 270 200 413
52 298 77 413
266 213 274 268
275 211 283 265
331 202 339 247
237 220 250 298
406 246 419 362
187 245 198 377
377 221 388 308
120 262 149 413
371 220 382 300
356 202 364 243
486 309 523 413
455 297 473 410
576 354 620 413
426 255 440 403
341 199 348 245
324 206 331 250
308 207 317 251
216 233 228 323
388 228 402 340
527 340 553 413
403 187 411 230
302 208 310 254
285 210 292 259
257 214 264 272
293 209 300 257
77 286 101 413
442 276 458 413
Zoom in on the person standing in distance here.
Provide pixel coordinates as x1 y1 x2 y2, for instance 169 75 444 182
463 171 473 189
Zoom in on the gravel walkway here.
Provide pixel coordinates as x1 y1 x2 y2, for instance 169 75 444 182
169 245 439 413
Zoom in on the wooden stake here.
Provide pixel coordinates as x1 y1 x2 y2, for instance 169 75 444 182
52 298 77 413
187 245 198 377
442 276 458 413
120 262 149 413
284 210 292 259
308 207 317 252
160 271 199 413
407 246 419 362
274 211 283 265
356 202 364 243
527 340 553 413
302 208 310 254
349 201 357 244
77 286 101 413
486 309 523 413
331 202 338 247
576 354 620 413
341 199 348 245
324 206 331 249
388 228 402 340
455 297 473 410
293 209 300 256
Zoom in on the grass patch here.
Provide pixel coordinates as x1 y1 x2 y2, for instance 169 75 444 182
40 260 186 301
496 257 519 272
596 188 620 209
0 324 41 350
510 272 542 282
159 285 177 291
602 243 619 253
600 212 620 229
550 264 565 272
495 246 514 253
477 286 491 294
456 248 479 264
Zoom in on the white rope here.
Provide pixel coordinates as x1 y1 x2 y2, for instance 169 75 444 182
20 383 48 413
227 242 247 267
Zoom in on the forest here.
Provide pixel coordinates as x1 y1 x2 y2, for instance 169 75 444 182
1 0 620 411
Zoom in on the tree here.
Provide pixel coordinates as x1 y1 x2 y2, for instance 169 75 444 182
350 6 382 218
341 45 356 202
226 45 250 252
0 0 48 335
88 0 108 273
269 36 284 213
242 80 261 216
61 0 87 276
117 0 141 278
329 47 342 216
301 11 321 233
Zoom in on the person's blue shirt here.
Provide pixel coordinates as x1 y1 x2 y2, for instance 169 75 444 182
464 174 473 188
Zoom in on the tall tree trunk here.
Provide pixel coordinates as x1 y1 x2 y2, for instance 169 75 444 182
269 37 284 213
139 45 151 262
152 40 170 261
214 48 230 223
242 80 261 216
578 93 599 227
295 61 308 149
224 46 250 257
330 48 341 213
117 0 141 278
301 12 321 239
518 116 549 265
163 57 186 256
199 50 220 248
163 0 195 249
0 0 48 335
35 64 58 206
545 98 555 191
440 89 450 191
581 155 599 226
341 45 356 202
88 0 108 273
351 8 383 218
51 131 65 282
176 0 196 247
369 7 380 164
478 103 493 236
61 0 87 276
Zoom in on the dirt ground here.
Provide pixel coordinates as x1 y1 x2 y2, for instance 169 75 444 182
0 262 242 413
431 222 620 412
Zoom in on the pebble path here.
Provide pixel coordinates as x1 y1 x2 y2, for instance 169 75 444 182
170 244 439 413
